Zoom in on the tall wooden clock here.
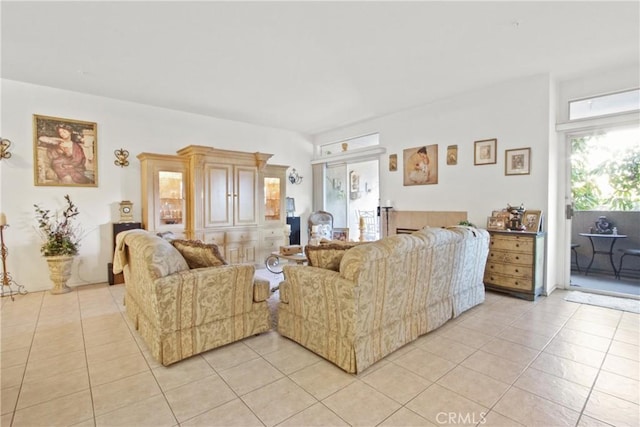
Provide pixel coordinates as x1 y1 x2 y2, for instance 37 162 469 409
119 200 134 223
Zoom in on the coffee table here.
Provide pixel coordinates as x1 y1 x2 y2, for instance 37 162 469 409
265 251 307 275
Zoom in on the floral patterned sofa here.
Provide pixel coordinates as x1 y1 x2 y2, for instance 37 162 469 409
277 226 489 373
113 229 271 366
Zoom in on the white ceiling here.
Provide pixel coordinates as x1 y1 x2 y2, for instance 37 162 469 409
2 1 639 136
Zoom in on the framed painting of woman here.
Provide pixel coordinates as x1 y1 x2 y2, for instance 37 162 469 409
403 144 438 186
33 115 98 187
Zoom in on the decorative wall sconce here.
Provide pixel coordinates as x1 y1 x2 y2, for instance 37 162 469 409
0 138 12 160
114 148 130 167
288 168 303 184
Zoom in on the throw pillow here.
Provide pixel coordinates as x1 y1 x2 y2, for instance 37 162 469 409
305 240 364 271
171 239 227 269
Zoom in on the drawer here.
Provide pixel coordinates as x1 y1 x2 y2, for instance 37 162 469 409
262 227 284 238
226 230 258 243
487 250 533 266
203 231 225 245
485 262 532 279
489 235 534 252
484 272 533 292
262 238 284 251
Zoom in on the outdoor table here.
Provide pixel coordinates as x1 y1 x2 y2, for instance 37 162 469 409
578 233 628 277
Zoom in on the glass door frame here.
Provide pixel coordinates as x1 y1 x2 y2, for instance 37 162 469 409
557 112 639 291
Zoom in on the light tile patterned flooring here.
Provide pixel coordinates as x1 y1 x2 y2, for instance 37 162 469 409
1 277 639 426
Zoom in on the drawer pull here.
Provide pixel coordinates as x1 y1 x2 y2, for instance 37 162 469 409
515 269 519 273
515 244 520 247
515 256 520 260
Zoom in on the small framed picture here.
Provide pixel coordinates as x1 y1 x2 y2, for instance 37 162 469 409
389 154 398 171
505 147 531 175
446 145 458 165
487 217 505 230
523 210 542 232
332 228 349 242
474 138 497 165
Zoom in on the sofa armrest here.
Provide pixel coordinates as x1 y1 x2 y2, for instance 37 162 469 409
253 279 271 302
280 265 357 338
149 264 257 332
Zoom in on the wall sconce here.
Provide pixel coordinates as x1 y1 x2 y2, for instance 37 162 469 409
0 138 12 160
288 168 303 184
114 148 130 167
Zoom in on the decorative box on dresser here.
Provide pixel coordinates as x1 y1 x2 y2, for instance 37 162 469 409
484 230 546 300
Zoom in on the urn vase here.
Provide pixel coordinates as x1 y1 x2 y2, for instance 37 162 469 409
45 255 74 294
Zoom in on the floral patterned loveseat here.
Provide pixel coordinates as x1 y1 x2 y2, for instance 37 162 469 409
277 226 489 373
113 230 271 366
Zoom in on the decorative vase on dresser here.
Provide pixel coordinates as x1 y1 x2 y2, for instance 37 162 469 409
483 230 546 300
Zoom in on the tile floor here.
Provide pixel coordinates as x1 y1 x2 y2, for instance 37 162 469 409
1 275 639 427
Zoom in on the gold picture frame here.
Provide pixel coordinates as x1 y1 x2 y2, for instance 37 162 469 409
487 216 506 230
403 144 438 186
389 154 398 171
474 138 497 165
33 114 98 187
446 145 458 165
332 228 349 242
523 210 542 232
505 147 531 175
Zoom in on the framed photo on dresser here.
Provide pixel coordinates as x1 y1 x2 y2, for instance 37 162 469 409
523 210 542 232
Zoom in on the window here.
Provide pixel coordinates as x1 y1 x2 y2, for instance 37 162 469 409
569 89 640 120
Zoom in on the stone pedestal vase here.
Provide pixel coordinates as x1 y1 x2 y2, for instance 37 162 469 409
45 255 74 294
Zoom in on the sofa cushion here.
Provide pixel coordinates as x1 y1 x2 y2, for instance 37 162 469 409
171 239 227 269
305 240 364 271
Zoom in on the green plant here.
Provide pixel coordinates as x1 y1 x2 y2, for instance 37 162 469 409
458 220 475 227
34 194 81 256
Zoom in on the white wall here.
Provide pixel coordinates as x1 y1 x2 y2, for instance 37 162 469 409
1 79 314 292
314 73 555 291
315 74 552 228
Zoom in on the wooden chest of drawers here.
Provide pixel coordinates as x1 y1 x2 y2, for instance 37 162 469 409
484 231 545 300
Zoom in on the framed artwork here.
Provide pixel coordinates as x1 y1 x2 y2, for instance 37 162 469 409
523 210 542 232
487 217 506 230
403 144 438 186
332 228 349 242
474 138 497 165
33 115 98 187
446 145 458 165
349 170 360 199
389 154 398 171
505 147 531 175
491 209 511 221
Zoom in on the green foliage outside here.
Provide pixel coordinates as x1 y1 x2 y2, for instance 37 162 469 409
571 135 640 211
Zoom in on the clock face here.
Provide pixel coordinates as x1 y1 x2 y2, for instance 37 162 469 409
123 206 131 214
